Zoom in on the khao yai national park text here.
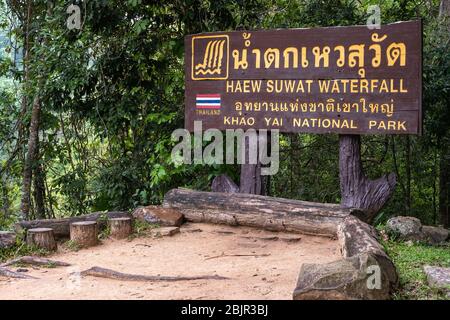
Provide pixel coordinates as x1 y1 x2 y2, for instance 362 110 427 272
0 0 449 308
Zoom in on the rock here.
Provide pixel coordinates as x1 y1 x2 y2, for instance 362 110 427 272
152 227 180 237
423 266 450 289
385 216 424 241
132 206 184 227
293 253 393 300
0 231 16 248
422 226 449 244
211 174 239 193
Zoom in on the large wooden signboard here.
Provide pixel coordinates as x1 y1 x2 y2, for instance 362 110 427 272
184 20 422 134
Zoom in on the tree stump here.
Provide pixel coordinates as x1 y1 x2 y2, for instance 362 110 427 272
109 217 133 239
70 221 98 247
26 228 57 251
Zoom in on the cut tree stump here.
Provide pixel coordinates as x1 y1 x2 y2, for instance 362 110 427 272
163 188 365 237
109 217 133 239
16 211 131 239
70 221 98 248
26 228 57 251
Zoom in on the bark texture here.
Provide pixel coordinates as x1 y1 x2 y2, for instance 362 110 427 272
16 211 130 239
163 188 365 237
79 266 229 282
211 174 239 193
26 228 57 251
109 217 133 239
239 133 268 195
20 96 41 220
70 221 98 248
1 256 70 268
339 135 396 223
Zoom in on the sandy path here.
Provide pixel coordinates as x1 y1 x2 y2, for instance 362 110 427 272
0 223 340 300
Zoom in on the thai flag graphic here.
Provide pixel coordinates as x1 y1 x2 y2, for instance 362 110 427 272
196 94 221 109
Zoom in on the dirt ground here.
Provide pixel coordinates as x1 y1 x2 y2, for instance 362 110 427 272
0 223 340 300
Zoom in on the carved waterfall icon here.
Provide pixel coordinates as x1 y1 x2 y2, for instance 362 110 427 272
195 40 226 75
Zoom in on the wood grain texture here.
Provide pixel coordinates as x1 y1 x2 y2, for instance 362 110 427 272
16 211 131 239
163 188 365 237
339 135 396 222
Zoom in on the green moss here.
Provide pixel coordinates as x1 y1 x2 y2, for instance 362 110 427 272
382 239 450 300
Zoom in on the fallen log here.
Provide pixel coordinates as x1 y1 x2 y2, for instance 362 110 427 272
16 211 131 239
79 266 229 281
0 266 37 279
163 188 365 237
1 256 71 268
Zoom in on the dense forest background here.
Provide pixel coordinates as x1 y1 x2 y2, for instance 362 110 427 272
0 0 448 229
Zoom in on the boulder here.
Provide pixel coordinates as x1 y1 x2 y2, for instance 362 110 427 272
385 216 424 241
132 206 184 227
422 226 449 244
211 174 239 193
423 266 450 289
293 253 392 300
0 231 16 249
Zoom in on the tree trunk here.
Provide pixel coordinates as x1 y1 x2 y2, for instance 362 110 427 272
26 228 57 251
440 0 450 19
339 135 396 223
211 174 239 193
439 138 450 227
438 1 450 228
109 217 133 239
0 176 10 219
20 95 41 220
33 162 46 219
70 221 98 248
163 188 366 237
404 136 411 214
239 132 269 195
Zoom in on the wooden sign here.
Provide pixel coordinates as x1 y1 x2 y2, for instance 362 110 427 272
185 20 422 135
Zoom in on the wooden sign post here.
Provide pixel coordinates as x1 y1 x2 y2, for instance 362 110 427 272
184 21 422 221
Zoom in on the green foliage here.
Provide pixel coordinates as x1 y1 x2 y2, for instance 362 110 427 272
0 239 50 263
131 219 160 238
0 0 448 231
382 239 450 300
63 239 81 252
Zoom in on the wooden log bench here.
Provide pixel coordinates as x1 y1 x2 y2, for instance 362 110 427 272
163 188 365 237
